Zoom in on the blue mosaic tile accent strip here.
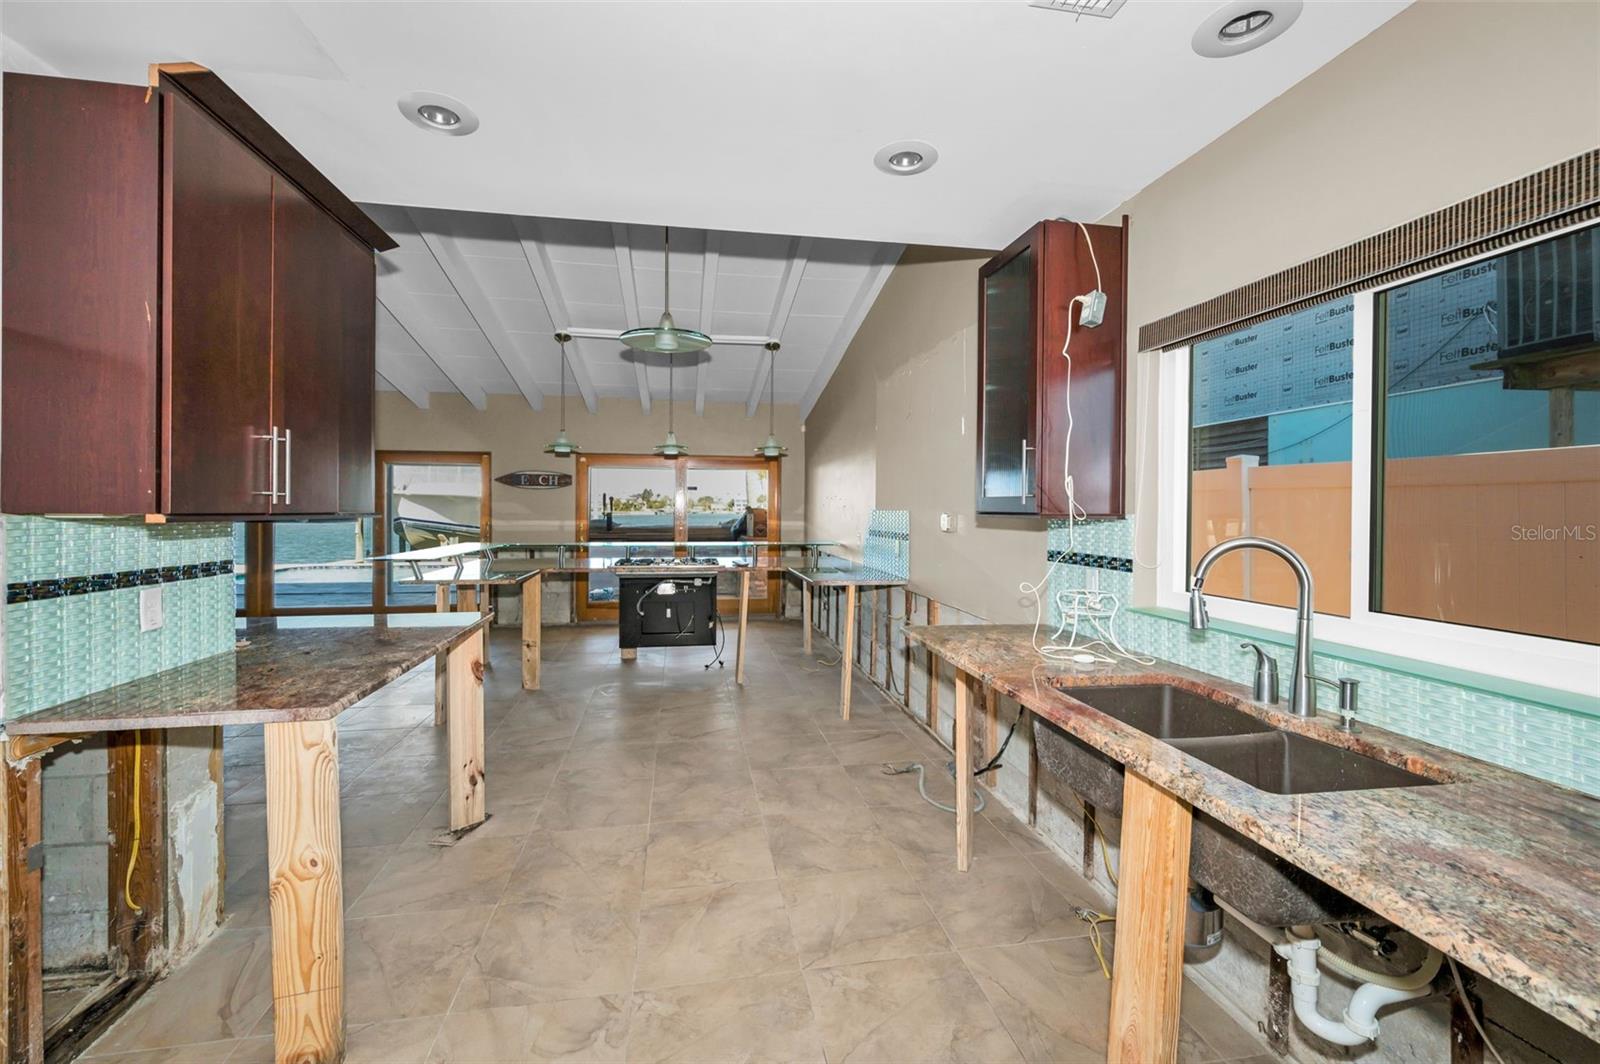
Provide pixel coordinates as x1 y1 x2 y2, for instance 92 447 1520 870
1046 550 1132 573
1045 516 1600 796
864 510 910 580
4 517 236 720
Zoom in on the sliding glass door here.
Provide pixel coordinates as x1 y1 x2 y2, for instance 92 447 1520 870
574 453 781 622
374 451 492 611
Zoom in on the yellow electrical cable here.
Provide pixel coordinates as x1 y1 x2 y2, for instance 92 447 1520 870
123 729 143 914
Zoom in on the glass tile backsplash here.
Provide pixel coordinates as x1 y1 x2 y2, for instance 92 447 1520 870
1046 517 1600 796
4 517 236 719
863 509 910 579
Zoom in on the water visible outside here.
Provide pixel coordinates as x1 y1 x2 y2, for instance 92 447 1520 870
234 519 442 611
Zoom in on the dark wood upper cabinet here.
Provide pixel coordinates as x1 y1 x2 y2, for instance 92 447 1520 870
1 68 392 518
335 236 378 516
1 76 160 515
976 219 1128 518
163 90 275 516
272 177 349 516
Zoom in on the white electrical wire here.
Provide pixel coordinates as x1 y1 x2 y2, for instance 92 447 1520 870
1447 956 1507 1064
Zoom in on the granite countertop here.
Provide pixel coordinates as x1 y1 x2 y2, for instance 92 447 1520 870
4 612 490 734
787 565 907 587
904 624 1600 1042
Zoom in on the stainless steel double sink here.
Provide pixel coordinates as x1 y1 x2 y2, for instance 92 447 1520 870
1033 683 1439 925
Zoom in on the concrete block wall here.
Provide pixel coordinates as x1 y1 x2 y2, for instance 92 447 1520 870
40 737 111 972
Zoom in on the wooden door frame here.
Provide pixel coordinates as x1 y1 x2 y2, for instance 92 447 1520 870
573 452 782 623
372 450 493 613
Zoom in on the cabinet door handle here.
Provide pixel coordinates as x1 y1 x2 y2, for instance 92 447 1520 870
252 427 280 499
1021 438 1034 500
282 428 292 507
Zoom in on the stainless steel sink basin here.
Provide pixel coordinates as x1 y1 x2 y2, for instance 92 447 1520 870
1031 682 1440 926
1064 684 1275 740
1169 731 1439 795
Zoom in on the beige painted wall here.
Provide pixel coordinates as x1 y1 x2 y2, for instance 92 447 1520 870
376 392 805 541
805 0 1600 620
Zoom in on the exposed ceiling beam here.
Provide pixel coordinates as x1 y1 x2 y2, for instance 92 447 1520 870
799 244 903 421
747 237 812 416
696 232 720 416
611 223 651 413
511 216 599 414
376 291 488 411
374 303 432 408
410 208 544 411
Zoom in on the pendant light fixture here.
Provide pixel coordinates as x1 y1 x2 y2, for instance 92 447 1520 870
620 226 712 355
754 341 788 458
544 332 581 456
653 352 690 457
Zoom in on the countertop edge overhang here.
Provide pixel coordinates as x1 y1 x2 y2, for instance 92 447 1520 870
2 611 492 735
904 623 1600 1044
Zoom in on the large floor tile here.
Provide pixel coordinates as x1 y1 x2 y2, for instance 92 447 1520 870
917 855 1089 949
634 879 799 990
343 907 492 1022
349 836 524 916
649 765 761 822
642 816 775 889
87 927 272 1053
870 800 1020 870
625 973 824 1064
454 898 640 1008
959 938 1112 1063
763 812 904 879
751 765 876 825
429 998 631 1062
537 770 654 831
780 866 951 970
803 952 1023 1064
501 824 648 906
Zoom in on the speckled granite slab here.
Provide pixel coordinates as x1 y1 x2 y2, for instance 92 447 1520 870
905 623 1600 1043
4 612 490 734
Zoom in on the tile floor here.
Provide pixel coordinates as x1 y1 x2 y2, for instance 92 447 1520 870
82 620 1271 1063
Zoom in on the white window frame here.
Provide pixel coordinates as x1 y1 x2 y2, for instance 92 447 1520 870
1153 227 1600 696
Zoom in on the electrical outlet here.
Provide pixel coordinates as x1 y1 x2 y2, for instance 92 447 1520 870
939 513 954 533
1078 289 1107 328
139 586 164 633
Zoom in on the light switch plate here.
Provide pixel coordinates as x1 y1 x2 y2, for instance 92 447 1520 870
139 586 164 632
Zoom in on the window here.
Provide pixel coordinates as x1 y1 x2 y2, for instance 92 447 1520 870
1161 223 1599 693
270 519 374 610
1189 297 1354 615
378 454 490 609
1374 227 1599 644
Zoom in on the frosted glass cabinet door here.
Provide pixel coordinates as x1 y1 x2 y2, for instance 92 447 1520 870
978 244 1038 514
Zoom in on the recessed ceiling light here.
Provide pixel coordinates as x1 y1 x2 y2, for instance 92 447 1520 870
874 140 938 176
416 104 461 129
397 91 480 136
1192 1 1301 58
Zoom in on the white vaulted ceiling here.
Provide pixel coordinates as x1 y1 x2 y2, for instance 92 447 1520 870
366 206 899 416
1 1 1410 250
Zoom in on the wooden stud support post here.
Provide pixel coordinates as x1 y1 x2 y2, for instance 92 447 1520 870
447 628 487 831
264 720 345 1064
802 584 812 656
954 670 973 872
107 730 165 972
2 754 44 1064
521 573 542 691
868 592 878 680
983 687 999 790
735 569 751 686
925 601 941 730
1026 712 1039 827
1107 769 1194 1064
839 585 858 720
433 585 450 727
902 590 913 710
